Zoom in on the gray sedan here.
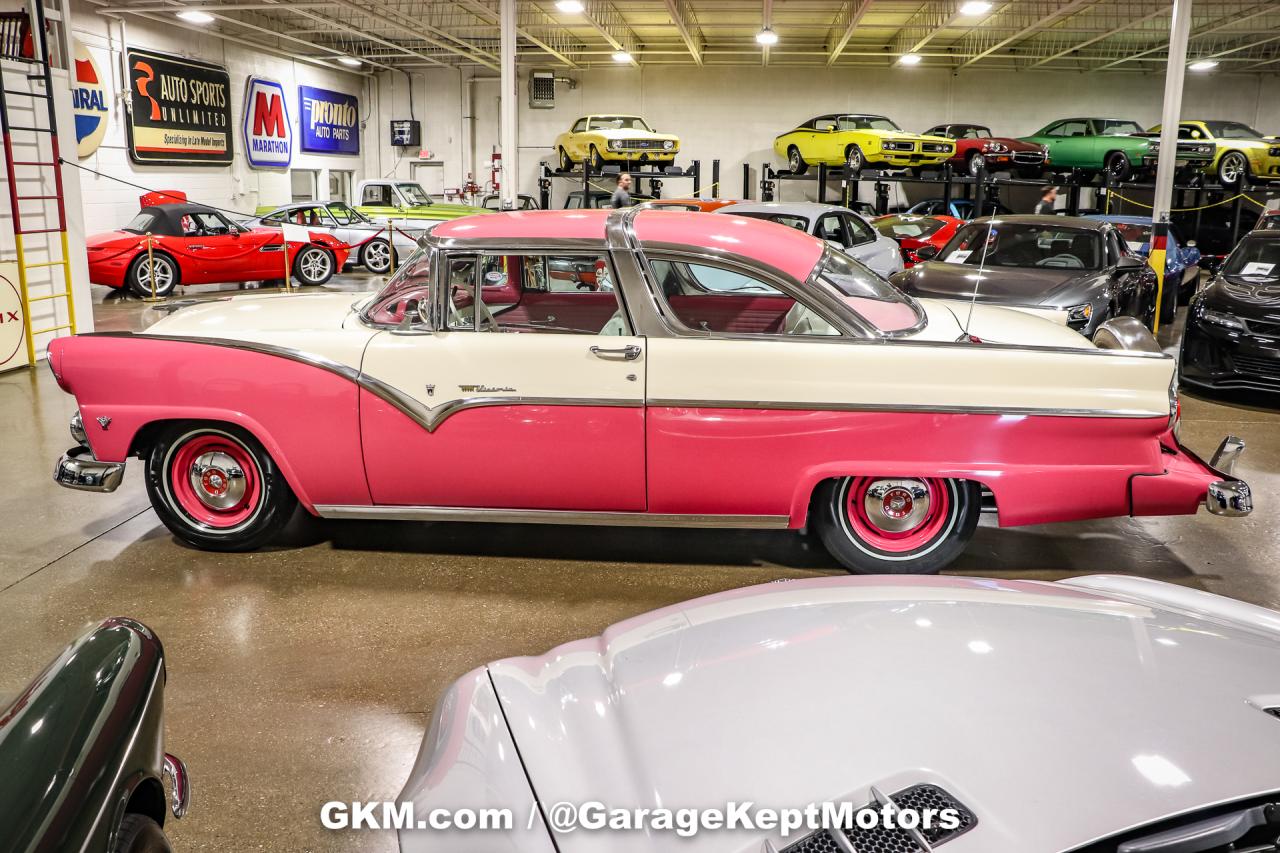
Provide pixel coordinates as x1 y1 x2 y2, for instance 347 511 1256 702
718 201 904 278
890 214 1157 337
254 201 426 275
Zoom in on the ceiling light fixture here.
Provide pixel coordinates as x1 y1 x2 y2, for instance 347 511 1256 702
755 27 779 46
555 0 584 12
958 1 992 15
611 49 632 63
898 53 923 65
338 56 362 67
1188 59 1219 71
176 10 215 24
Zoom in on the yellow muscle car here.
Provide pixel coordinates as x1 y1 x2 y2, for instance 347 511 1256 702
1151 120 1280 187
554 115 680 171
774 114 955 177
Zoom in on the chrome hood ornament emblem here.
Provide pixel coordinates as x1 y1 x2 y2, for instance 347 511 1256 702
96 416 112 430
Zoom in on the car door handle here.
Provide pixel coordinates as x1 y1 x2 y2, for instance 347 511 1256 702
188 245 206 250
590 345 641 361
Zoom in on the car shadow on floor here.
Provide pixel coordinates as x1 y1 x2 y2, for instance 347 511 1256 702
274 512 1205 585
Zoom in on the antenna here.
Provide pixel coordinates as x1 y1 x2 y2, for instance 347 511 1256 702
961 212 997 338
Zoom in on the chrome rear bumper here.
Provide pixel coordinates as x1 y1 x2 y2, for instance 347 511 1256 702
1206 435 1252 516
53 446 125 492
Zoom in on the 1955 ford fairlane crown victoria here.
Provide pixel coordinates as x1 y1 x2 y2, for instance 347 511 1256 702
49 208 1251 574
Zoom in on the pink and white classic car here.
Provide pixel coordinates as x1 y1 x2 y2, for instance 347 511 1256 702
49 208 1251 574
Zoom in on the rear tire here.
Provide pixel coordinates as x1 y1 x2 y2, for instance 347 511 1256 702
360 238 394 275
814 477 980 574
559 147 574 172
787 145 809 175
144 422 297 552
113 814 172 853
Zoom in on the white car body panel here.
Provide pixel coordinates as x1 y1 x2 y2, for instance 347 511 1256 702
400 575 1280 852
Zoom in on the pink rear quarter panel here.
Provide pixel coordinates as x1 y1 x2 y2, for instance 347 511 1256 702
54 335 370 510
646 407 1183 527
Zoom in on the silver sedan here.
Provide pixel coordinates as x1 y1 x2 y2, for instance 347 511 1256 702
718 201 905 278
253 201 426 275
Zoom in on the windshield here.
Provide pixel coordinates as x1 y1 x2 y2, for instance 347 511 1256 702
397 183 435 207
588 116 652 131
1223 237 1280 280
327 202 369 225
733 211 809 232
954 125 992 139
836 115 900 132
940 222 1103 270
875 216 947 239
1204 120 1263 139
814 248 921 333
362 247 432 325
1097 119 1143 136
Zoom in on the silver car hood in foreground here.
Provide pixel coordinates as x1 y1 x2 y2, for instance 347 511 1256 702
399 576 1280 852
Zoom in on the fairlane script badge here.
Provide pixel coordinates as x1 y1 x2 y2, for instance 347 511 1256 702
458 385 516 393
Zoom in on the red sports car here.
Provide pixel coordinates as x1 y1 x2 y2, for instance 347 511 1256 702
872 214 961 267
87 197 350 298
922 123 1049 177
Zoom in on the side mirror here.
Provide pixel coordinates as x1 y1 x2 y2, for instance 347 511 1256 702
1114 255 1145 275
915 245 939 261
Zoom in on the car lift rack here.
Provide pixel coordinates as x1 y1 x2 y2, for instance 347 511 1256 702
537 159 720 210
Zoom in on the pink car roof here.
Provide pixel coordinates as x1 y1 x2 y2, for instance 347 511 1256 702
432 209 826 283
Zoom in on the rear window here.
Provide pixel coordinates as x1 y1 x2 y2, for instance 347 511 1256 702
875 216 947 240
734 212 809 232
122 210 161 234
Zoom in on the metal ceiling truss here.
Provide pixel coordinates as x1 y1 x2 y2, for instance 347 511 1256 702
91 0 1280 71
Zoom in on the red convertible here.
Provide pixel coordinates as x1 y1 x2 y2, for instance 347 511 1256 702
873 214 961 267
86 196 350 297
50 209 1249 575
923 123 1049 177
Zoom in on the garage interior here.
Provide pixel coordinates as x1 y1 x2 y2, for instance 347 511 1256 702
4 0 1280 851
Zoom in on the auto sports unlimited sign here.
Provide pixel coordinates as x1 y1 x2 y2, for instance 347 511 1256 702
243 76 291 168
126 47 232 165
299 85 360 155
71 39 109 158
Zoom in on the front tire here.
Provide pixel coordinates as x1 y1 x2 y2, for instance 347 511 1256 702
1217 151 1249 187
360 238 394 275
845 145 864 177
589 146 605 172
113 815 172 853
788 145 809 175
1105 151 1132 182
126 253 178 298
293 245 334 286
144 423 297 552
814 477 980 574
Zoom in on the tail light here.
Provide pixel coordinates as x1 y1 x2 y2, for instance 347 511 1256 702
46 339 70 392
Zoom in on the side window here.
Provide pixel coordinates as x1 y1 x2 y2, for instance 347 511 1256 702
565 194 582 209
447 253 627 336
647 258 839 337
815 214 847 246
843 214 876 247
815 117 838 132
362 185 391 205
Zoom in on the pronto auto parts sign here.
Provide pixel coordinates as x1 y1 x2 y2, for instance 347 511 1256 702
299 85 360 155
125 47 232 165
243 76 291 168
72 39 109 159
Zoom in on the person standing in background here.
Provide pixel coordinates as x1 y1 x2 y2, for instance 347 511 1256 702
1034 186 1059 216
611 173 633 209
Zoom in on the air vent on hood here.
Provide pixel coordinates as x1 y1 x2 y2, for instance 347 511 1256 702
780 784 976 853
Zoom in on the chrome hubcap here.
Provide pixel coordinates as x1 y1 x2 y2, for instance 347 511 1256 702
300 249 330 281
189 451 246 509
970 154 985 176
366 242 390 270
863 479 930 532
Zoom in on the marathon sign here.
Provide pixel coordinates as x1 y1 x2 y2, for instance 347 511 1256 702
299 85 360 155
242 76 291 168
125 47 232 165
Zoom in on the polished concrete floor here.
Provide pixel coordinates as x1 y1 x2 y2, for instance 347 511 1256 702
2 276 1278 851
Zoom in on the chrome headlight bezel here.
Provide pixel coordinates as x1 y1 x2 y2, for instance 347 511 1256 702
1200 307 1244 330
663 139 674 150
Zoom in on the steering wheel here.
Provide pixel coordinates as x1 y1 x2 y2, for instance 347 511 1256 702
1036 255 1084 269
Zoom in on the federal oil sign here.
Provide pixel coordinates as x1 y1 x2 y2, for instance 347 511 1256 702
126 47 232 165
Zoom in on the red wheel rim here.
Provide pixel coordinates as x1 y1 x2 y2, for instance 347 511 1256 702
845 477 952 554
168 433 262 529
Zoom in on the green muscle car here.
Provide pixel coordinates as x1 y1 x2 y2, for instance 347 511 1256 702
354 179 488 223
1020 118 1152 180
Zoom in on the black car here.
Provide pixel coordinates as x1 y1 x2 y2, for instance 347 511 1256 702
563 190 655 209
0 619 189 852
891 215 1155 337
1181 230 1280 398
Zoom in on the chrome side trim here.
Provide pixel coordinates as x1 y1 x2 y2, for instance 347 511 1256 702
646 398 1166 419
53 446 126 492
356 377 641 432
314 504 791 529
163 753 192 819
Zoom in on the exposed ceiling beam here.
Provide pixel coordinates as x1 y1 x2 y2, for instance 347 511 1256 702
320 0 499 69
450 0 581 68
94 1 337 10
574 0 640 64
1027 3 1171 68
1093 2 1277 70
826 0 873 66
665 0 703 65
761 0 771 65
957 0 1097 70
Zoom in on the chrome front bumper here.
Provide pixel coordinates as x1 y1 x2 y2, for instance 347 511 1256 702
53 446 125 492
1206 435 1252 517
